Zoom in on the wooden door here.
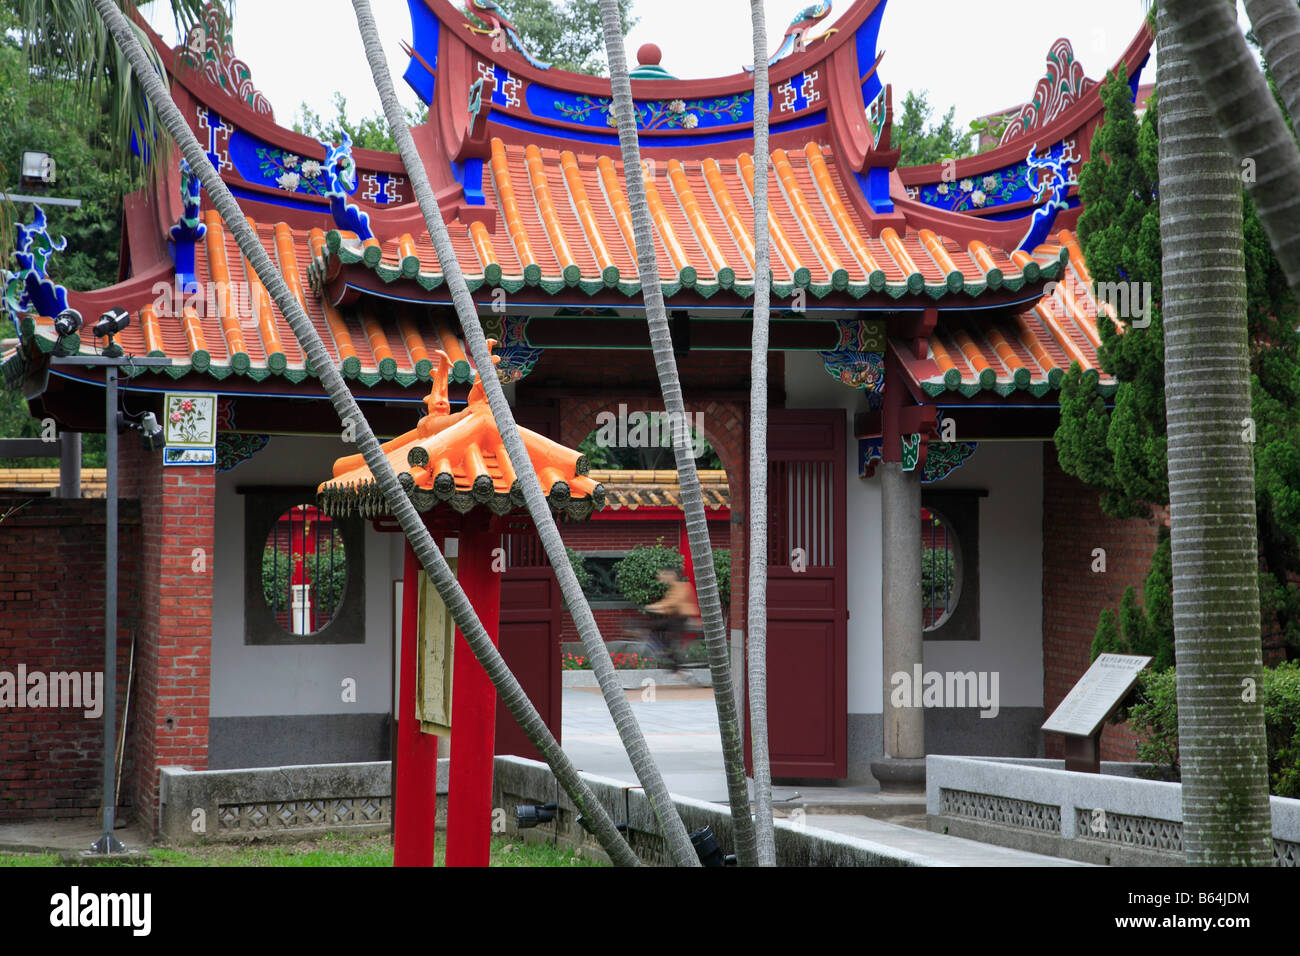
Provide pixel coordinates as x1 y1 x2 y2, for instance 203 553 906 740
494 400 563 759
756 408 848 778
495 530 563 758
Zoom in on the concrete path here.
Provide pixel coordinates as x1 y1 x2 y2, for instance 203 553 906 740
0 819 148 857
560 687 1090 867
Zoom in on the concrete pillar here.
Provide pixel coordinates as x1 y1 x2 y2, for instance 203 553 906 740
872 460 926 791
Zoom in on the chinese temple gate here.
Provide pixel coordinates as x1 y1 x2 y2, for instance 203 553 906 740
1 0 1155 836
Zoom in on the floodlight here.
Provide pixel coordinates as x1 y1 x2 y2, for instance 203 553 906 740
139 412 163 452
20 149 55 185
689 825 735 867
515 802 557 829
54 308 82 337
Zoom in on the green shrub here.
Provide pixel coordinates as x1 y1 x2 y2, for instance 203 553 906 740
921 546 952 602
1264 662 1300 798
614 538 684 607
1127 668 1180 778
261 539 347 624
712 548 731 613
1129 663 1300 796
564 547 593 591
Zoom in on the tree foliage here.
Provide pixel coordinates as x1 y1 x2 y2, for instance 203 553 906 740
893 90 975 167
1056 66 1300 664
1 13 119 465
293 92 426 153
614 538 683 607
466 0 637 76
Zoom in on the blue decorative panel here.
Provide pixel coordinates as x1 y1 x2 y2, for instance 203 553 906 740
403 0 441 104
913 161 1038 213
857 0 889 108
531 84 753 132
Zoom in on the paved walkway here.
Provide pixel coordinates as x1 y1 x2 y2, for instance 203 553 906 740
560 687 1089 867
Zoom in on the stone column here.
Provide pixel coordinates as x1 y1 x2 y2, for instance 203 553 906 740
872 460 925 791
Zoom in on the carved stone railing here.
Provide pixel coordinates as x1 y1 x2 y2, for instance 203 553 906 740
927 755 1300 867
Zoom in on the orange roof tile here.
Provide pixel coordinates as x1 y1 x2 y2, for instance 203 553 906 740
324 140 1067 303
318 343 603 519
900 230 1120 399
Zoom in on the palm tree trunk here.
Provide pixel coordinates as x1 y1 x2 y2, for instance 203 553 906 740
347 0 700 866
595 0 759 867
1155 2 1274 866
746 0 776 867
1163 0 1300 295
1244 0 1300 127
91 0 642 868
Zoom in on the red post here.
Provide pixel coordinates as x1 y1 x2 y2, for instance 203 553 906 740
678 519 694 582
394 538 440 867
446 512 500 867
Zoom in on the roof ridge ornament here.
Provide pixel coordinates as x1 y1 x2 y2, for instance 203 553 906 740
464 1 552 70
1000 38 1098 147
169 159 208 291
175 3 274 118
321 132 375 242
3 206 69 331
748 1 835 71
1017 140 1081 252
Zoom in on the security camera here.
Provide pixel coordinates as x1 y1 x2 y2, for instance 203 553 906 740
94 307 131 358
94 307 130 338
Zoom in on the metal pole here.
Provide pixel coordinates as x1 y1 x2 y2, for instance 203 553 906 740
92 366 124 854
58 430 81 499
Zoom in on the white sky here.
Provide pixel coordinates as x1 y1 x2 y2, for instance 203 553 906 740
145 1 1252 133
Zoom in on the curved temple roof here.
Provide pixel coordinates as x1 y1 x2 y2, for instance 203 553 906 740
1 0 1152 409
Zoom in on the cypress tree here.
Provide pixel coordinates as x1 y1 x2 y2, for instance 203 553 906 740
1055 67 1300 665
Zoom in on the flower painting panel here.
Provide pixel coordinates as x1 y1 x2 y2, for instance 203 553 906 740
164 392 218 446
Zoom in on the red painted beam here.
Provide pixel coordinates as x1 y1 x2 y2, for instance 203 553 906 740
445 512 500 867
394 539 440 867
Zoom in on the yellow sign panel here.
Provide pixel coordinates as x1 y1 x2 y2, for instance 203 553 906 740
416 563 456 737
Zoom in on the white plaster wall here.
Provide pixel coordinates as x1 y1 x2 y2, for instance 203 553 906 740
922 439 1044 708
210 435 396 717
782 351 883 715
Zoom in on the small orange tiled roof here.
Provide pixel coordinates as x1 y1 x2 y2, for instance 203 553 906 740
322 139 1067 303
590 469 729 512
902 230 1121 399
319 343 603 520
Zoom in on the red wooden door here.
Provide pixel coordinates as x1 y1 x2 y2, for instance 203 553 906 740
495 529 563 758
494 401 563 759
756 408 848 778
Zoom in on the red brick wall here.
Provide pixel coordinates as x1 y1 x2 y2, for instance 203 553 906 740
119 442 215 834
0 498 139 820
1041 447 1160 761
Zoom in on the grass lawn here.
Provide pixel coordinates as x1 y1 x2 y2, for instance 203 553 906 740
0 832 604 867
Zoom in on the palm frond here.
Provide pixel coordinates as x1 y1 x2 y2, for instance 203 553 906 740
12 0 221 172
